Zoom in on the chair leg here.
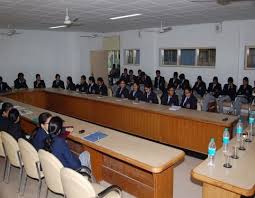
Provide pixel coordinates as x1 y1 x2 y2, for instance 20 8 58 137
36 161 42 198
45 188 48 198
17 166 24 193
37 178 42 198
1 157 7 182
21 173 27 196
5 161 11 184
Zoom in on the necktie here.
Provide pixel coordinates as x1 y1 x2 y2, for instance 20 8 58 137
167 96 171 105
183 97 188 106
133 91 136 97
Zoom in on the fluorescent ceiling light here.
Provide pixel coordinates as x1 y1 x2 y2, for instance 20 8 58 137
110 13 142 20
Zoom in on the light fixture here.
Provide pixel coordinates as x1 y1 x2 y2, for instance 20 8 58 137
110 13 142 20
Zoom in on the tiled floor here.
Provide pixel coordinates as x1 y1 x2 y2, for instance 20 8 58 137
0 156 202 198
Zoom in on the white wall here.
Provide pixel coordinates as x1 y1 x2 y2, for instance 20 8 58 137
0 29 102 87
119 20 255 87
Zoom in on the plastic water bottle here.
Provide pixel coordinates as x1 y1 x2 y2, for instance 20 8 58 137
208 138 216 166
222 128 230 153
247 116 254 140
236 119 243 142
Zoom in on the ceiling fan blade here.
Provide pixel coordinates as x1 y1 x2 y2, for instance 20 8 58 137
73 18 79 22
70 23 83 27
190 0 215 2
49 25 67 29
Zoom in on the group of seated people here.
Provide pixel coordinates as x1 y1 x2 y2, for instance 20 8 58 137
0 102 91 173
0 69 255 115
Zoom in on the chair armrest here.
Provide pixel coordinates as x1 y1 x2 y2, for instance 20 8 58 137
76 166 92 181
97 185 122 198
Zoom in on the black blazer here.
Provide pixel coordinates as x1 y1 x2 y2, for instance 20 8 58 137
76 82 88 93
0 82 11 93
180 95 197 110
236 85 253 101
98 84 108 96
207 82 222 98
66 83 76 91
128 75 137 85
120 74 130 84
140 76 153 86
14 79 28 89
52 80 65 89
7 122 23 141
34 80 46 88
161 94 179 106
168 78 180 89
115 87 129 98
128 90 144 101
0 115 10 132
87 83 99 94
154 76 165 91
143 91 159 104
222 84 237 101
192 81 207 97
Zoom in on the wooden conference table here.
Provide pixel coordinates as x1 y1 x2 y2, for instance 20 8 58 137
192 133 255 198
0 96 185 198
2 88 238 154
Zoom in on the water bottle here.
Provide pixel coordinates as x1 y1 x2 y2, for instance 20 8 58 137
222 128 230 153
208 138 216 166
236 119 243 142
247 116 254 141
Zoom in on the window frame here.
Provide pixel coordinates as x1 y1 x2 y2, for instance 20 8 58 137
123 49 140 66
245 46 255 70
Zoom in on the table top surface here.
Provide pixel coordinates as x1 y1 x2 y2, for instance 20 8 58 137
192 134 255 196
3 88 238 127
0 96 185 173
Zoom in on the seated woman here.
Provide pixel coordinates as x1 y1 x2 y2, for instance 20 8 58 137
97 77 108 96
44 116 91 170
143 83 159 104
180 87 197 110
66 76 76 91
31 112 52 151
0 102 13 132
7 108 23 140
128 81 144 101
115 80 129 98
161 86 179 106
87 76 99 94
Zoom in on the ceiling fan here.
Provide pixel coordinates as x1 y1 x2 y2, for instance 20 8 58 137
139 21 172 34
190 0 254 6
0 25 22 36
46 8 82 29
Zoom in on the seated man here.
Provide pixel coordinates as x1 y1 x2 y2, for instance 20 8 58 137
34 74 46 88
128 70 137 86
76 75 88 93
161 86 179 106
139 72 152 87
14 73 28 89
119 68 130 84
154 70 165 91
128 81 144 101
143 83 158 104
87 76 99 94
218 77 236 113
202 76 222 111
233 77 253 115
0 76 11 93
66 76 76 91
97 77 108 96
168 72 180 89
52 74 65 89
115 80 129 98
0 102 13 132
180 87 197 110
192 76 206 98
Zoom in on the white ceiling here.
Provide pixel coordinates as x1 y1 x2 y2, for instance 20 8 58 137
0 0 255 32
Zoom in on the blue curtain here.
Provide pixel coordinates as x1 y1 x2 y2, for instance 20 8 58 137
180 49 195 65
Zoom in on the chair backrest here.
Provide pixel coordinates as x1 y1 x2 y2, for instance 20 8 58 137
108 88 113 97
60 168 96 198
0 131 5 157
1 132 20 167
18 138 43 179
38 149 64 194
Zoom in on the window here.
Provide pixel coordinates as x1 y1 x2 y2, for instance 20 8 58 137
197 49 216 66
245 46 255 69
160 49 177 66
180 49 196 65
124 49 140 65
107 50 120 69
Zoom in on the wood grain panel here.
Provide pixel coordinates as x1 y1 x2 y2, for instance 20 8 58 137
203 183 241 198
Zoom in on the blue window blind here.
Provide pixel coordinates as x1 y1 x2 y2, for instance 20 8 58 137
180 49 196 65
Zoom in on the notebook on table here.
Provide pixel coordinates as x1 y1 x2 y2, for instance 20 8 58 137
83 131 108 142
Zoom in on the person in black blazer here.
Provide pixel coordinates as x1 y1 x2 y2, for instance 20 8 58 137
87 76 99 94
97 77 108 96
161 86 179 106
34 74 46 88
115 80 129 98
14 73 28 89
76 75 88 93
192 76 206 98
128 70 137 86
154 70 165 91
52 74 65 89
128 82 144 101
168 72 180 89
66 76 76 91
0 102 13 132
139 72 153 87
202 76 222 111
218 77 237 113
120 68 130 84
180 87 197 110
7 108 23 140
143 83 159 104
0 76 11 93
